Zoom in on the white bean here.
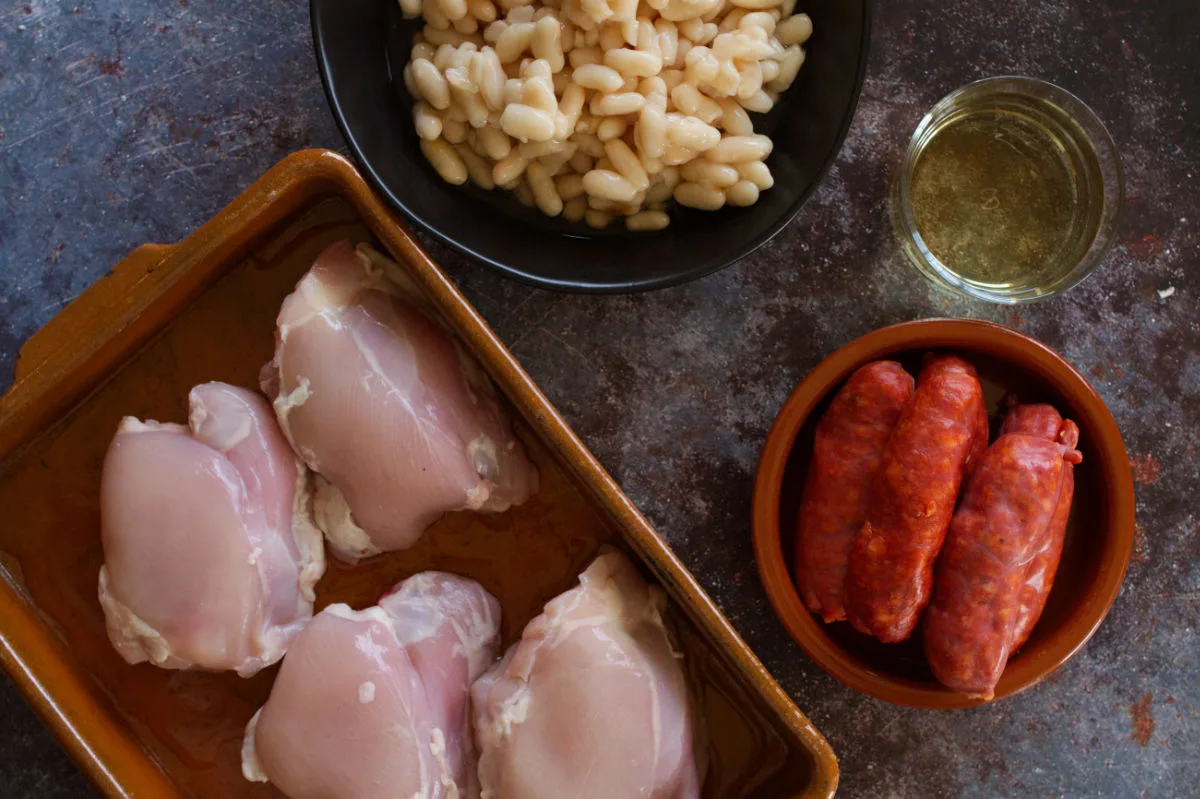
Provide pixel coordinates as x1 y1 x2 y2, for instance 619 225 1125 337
775 13 812 46
644 178 673 203
683 46 719 85
411 41 436 62
660 142 694 165
496 22 535 62
568 150 595 173
667 115 721 151
532 16 566 72
737 60 763 100
670 83 722 123
483 20 507 43
442 116 468 142
500 103 556 140
471 49 507 109
573 63 625 91
739 89 774 113
456 144 496 188
526 161 564 215
563 195 588 221
582 169 638 202
596 116 629 141
711 59 741 95
556 172 586 200
718 7 747 32
674 181 725 210
414 102 444 140
424 0 452 29
421 139 469 184
468 0 498 21
717 97 753 134
604 139 650 190
518 138 568 157
478 125 512 159
585 209 612 228
735 159 773 189
492 152 529 183
726 179 759 206
574 132 606 157
680 159 739 188
411 59 451 110
604 47 662 77
521 74 558 114
729 0 782 9
626 210 670 230
590 91 645 116
539 149 574 176
513 178 535 206
568 46 604 68
705 133 773 162
739 11 775 33
770 44 805 91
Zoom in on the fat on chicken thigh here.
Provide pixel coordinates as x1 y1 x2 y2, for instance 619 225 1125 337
242 572 501 799
472 551 702 799
98 382 324 676
261 241 538 562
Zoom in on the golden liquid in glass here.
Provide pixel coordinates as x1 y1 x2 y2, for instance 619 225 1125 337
909 102 1103 294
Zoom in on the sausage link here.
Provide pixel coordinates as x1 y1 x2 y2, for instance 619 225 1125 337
1005 406 1081 649
1000 402 1063 440
794 361 914 622
923 404 1081 699
844 354 987 642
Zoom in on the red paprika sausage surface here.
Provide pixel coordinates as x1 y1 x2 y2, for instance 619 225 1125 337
923 404 1081 699
844 354 987 643
1000 405 1081 650
794 361 915 622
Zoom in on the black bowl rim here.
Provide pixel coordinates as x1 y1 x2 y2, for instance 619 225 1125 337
311 0 875 293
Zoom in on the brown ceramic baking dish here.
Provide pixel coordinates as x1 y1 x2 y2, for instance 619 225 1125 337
751 319 1135 708
0 150 836 798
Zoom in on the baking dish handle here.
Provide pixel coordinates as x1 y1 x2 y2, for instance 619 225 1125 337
0 243 175 458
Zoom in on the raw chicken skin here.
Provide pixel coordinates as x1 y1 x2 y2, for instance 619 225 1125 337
262 241 538 562
472 551 702 799
242 572 501 799
98 382 325 676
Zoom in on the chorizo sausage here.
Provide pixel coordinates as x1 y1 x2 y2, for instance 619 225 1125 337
923 404 1081 699
844 354 987 643
794 361 914 622
1001 405 1080 649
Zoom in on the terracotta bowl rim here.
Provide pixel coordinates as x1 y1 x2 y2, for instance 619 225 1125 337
750 317 1135 709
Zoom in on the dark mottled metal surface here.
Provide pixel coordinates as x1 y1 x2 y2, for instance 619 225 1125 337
1 0 1196 796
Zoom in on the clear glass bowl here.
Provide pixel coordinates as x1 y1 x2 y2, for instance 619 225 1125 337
892 76 1123 304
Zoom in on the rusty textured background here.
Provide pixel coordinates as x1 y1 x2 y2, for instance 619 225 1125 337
1 0 1197 796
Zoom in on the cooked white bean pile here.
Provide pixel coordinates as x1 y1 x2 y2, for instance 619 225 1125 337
400 0 812 231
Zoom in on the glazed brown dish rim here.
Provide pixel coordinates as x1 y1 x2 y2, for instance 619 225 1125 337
0 149 838 797
751 318 1135 709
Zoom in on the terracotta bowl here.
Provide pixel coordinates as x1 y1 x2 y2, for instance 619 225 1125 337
751 318 1135 708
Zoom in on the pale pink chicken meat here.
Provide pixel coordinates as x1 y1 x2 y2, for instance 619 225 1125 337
242 572 501 799
98 382 325 676
262 241 538 562
472 551 702 799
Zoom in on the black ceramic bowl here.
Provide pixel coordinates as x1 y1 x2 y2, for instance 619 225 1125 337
312 0 871 292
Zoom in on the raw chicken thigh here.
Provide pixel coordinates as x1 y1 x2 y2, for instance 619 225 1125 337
242 572 501 799
98 382 324 676
472 551 702 799
261 241 538 562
